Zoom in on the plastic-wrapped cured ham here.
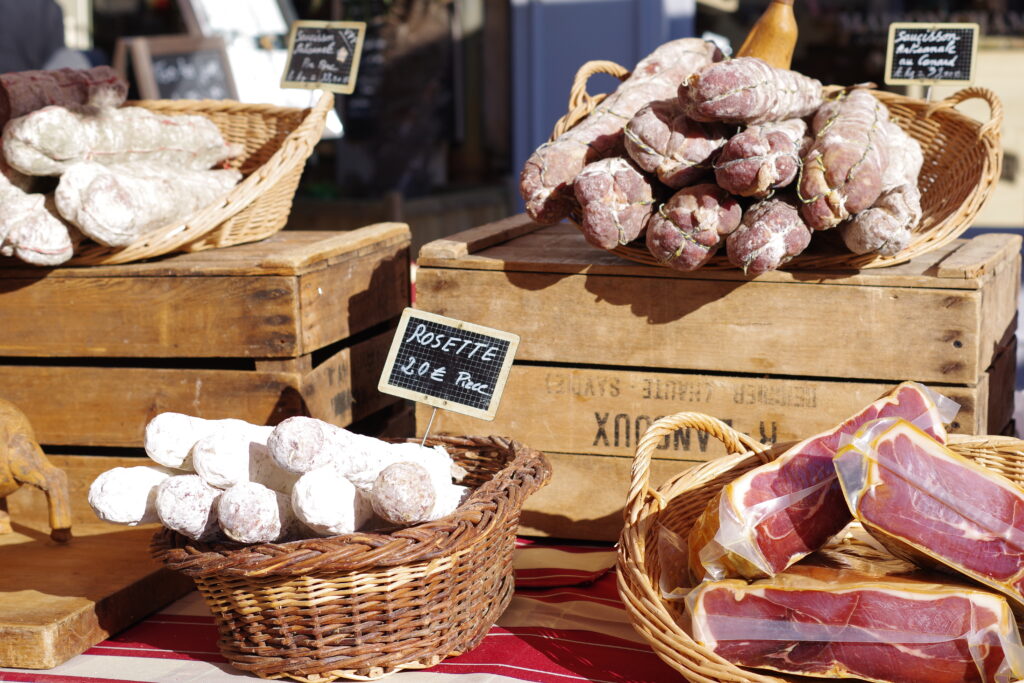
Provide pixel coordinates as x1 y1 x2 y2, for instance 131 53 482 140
687 381 958 581
836 417 1024 611
519 38 722 224
688 544 1024 683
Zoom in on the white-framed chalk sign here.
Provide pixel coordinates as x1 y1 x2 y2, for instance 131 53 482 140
378 309 520 421
280 20 366 94
884 22 979 85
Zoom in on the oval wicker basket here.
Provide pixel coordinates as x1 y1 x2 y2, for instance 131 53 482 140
152 435 551 682
67 92 334 266
615 412 1024 682
553 60 1003 271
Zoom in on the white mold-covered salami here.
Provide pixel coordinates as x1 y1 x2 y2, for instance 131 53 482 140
191 428 295 492
291 466 372 536
88 464 175 526
155 474 221 541
144 412 247 470
217 481 302 543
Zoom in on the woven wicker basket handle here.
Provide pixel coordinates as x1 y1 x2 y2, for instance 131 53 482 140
927 86 1003 142
625 412 769 523
549 60 631 140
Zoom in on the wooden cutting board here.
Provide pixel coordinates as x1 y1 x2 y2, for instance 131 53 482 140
0 518 194 670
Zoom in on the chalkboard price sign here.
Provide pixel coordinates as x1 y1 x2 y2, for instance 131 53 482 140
884 22 979 85
280 20 366 94
378 309 520 421
123 35 237 101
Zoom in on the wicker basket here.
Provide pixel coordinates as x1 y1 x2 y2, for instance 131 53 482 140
553 60 1003 271
152 435 551 682
616 411 1024 682
67 92 334 266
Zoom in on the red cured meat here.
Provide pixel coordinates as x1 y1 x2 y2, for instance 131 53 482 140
688 382 957 580
836 418 1024 610
689 551 1024 683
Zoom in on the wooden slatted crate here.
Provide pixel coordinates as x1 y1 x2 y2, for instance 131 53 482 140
0 225 411 448
0 224 413 670
415 216 1021 541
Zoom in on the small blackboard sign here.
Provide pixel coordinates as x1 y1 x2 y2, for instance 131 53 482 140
884 22 979 85
127 35 237 101
280 20 366 95
378 309 520 421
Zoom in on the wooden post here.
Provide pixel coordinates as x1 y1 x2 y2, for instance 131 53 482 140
735 0 798 69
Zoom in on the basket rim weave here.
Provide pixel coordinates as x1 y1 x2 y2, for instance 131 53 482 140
615 411 1024 683
152 434 552 579
554 58 1004 272
67 92 334 266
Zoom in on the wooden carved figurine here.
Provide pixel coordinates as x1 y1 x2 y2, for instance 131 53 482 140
0 399 72 542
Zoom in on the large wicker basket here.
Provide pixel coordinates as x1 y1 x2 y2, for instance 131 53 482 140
553 60 1003 271
152 435 551 682
68 92 334 266
616 412 1024 682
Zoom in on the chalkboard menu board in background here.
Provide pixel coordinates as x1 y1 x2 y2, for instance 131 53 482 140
280 20 366 95
885 23 979 85
379 309 520 421
127 35 237 101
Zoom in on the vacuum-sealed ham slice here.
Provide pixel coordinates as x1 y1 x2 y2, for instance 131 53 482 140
688 544 1024 683
836 417 1024 610
688 381 958 581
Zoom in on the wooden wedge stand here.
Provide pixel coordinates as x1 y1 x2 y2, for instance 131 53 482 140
736 0 797 69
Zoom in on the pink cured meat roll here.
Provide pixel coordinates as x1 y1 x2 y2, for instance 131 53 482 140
687 381 958 581
836 417 1024 611
688 552 1024 683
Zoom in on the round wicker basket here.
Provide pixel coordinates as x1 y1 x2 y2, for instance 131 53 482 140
68 92 334 266
615 412 1024 682
152 435 551 682
553 60 1003 271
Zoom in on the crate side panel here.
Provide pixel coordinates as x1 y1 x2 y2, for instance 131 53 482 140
417 268 991 384
418 365 991 462
301 330 400 427
298 245 409 354
0 275 301 358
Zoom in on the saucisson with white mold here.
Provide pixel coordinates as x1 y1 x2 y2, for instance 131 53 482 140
371 462 437 525
798 89 890 230
573 157 655 250
519 38 722 223
267 416 465 490
217 481 304 544
0 176 75 265
190 426 296 493
291 466 372 536
838 120 923 256
144 413 266 471
155 474 222 542
55 162 241 247
645 183 741 271
623 99 730 188
714 118 806 198
0 66 128 127
677 57 822 125
727 196 812 274
88 464 176 526
3 105 240 176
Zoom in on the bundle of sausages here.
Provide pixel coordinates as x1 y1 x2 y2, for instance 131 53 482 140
0 66 242 266
88 413 470 544
519 49 924 274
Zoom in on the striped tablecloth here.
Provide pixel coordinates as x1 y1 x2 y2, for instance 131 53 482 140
0 539 679 683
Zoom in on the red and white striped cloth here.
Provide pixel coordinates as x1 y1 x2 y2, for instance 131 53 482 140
0 539 679 683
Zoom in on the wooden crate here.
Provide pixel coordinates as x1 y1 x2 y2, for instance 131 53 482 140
0 225 411 448
415 216 1021 541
